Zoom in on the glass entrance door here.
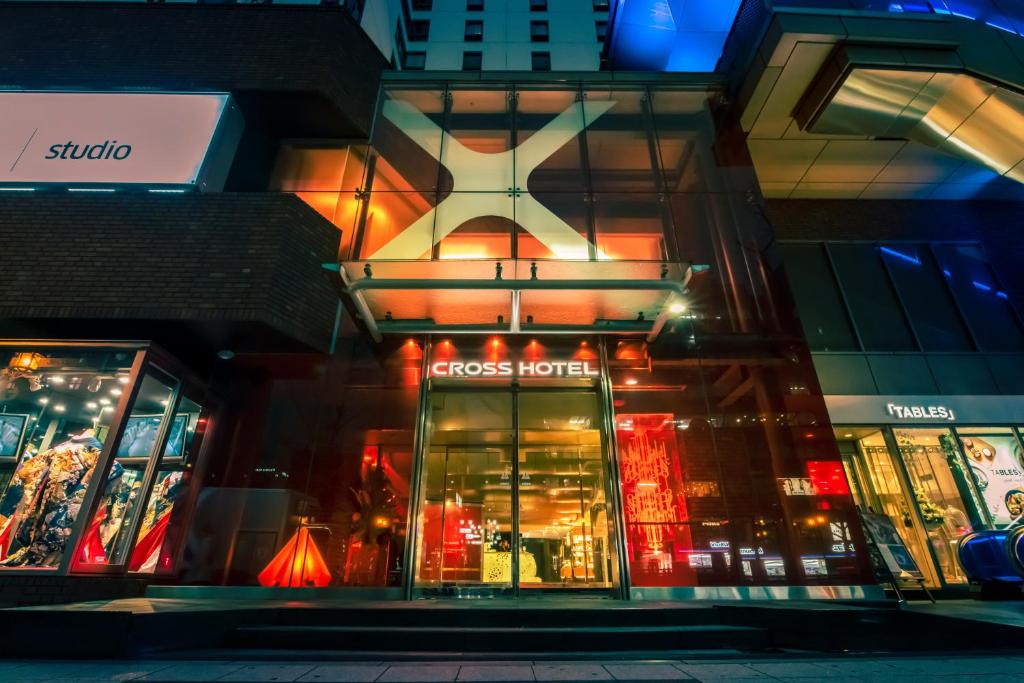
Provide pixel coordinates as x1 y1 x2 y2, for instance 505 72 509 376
518 391 613 592
412 388 617 597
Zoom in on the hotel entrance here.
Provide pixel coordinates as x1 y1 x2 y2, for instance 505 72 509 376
410 383 620 598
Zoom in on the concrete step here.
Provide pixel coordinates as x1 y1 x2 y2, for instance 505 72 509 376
226 624 771 653
272 605 725 628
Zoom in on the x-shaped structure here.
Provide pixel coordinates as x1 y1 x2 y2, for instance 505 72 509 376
367 98 617 261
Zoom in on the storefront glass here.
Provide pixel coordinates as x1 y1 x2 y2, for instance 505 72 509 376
77 370 177 568
836 428 941 587
0 347 137 570
956 427 1024 529
892 428 979 584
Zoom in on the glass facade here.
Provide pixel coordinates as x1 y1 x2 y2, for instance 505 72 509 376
149 79 873 597
838 423 1024 589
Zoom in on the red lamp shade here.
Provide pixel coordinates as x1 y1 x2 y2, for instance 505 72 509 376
258 527 332 588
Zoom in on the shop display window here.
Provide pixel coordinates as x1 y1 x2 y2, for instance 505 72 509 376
893 428 980 584
0 347 137 570
955 427 1024 529
76 371 177 569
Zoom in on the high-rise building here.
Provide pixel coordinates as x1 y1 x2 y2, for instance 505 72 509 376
401 0 608 71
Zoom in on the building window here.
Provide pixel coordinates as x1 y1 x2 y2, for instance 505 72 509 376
530 0 547 11
407 19 430 41
530 20 549 42
593 0 609 10
465 20 483 42
404 51 426 70
467 0 484 9
531 51 551 71
596 20 607 42
412 0 433 9
782 241 1024 353
462 51 483 71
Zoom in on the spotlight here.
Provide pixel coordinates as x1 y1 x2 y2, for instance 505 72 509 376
85 402 98 410
98 398 111 406
669 302 687 314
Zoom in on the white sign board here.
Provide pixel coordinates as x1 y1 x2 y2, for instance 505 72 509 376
0 92 234 187
826 394 1024 425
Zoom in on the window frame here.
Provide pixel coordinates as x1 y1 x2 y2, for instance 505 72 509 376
531 51 551 71
464 19 484 42
404 51 427 70
530 20 549 42
462 50 483 71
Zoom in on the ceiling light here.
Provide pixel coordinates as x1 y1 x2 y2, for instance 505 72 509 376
85 402 98 410
86 377 102 392
49 375 65 385
117 375 129 385
53 404 65 413
109 387 123 397
669 302 687 314
38 397 49 405
98 398 111 406
625 378 638 386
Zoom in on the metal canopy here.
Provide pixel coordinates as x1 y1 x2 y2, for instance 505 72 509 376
327 259 694 343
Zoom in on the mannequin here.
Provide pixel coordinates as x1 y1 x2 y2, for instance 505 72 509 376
0 429 106 567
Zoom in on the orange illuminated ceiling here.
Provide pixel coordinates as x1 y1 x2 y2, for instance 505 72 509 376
329 258 696 343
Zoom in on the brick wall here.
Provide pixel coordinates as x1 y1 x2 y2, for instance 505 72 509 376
0 193 342 356
765 199 1024 310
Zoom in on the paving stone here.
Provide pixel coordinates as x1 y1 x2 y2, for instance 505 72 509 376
9 662 171 681
456 665 534 681
742 662 832 678
298 664 389 682
532 664 612 681
378 665 462 682
219 664 319 682
671 664 769 680
139 662 248 682
806 660 904 677
603 663 693 680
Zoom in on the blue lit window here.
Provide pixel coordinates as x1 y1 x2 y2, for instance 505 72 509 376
933 244 1024 351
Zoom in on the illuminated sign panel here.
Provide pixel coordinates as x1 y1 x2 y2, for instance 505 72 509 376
429 360 600 378
0 92 238 188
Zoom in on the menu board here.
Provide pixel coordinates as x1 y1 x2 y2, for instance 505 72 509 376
960 435 1024 527
859 511 925 583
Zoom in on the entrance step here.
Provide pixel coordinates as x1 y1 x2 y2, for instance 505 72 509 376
272 605 726 629
225 624 770 653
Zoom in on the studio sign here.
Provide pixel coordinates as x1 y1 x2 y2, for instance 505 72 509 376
886 402 956 421
430 360 599 378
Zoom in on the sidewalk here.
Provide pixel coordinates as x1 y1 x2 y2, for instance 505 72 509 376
1 655 1023 682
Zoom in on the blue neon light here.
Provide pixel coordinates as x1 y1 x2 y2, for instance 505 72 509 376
972 280 993 291
880 246 921 265
943 269 952 277
608 0 742 71
998 291 1010 299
